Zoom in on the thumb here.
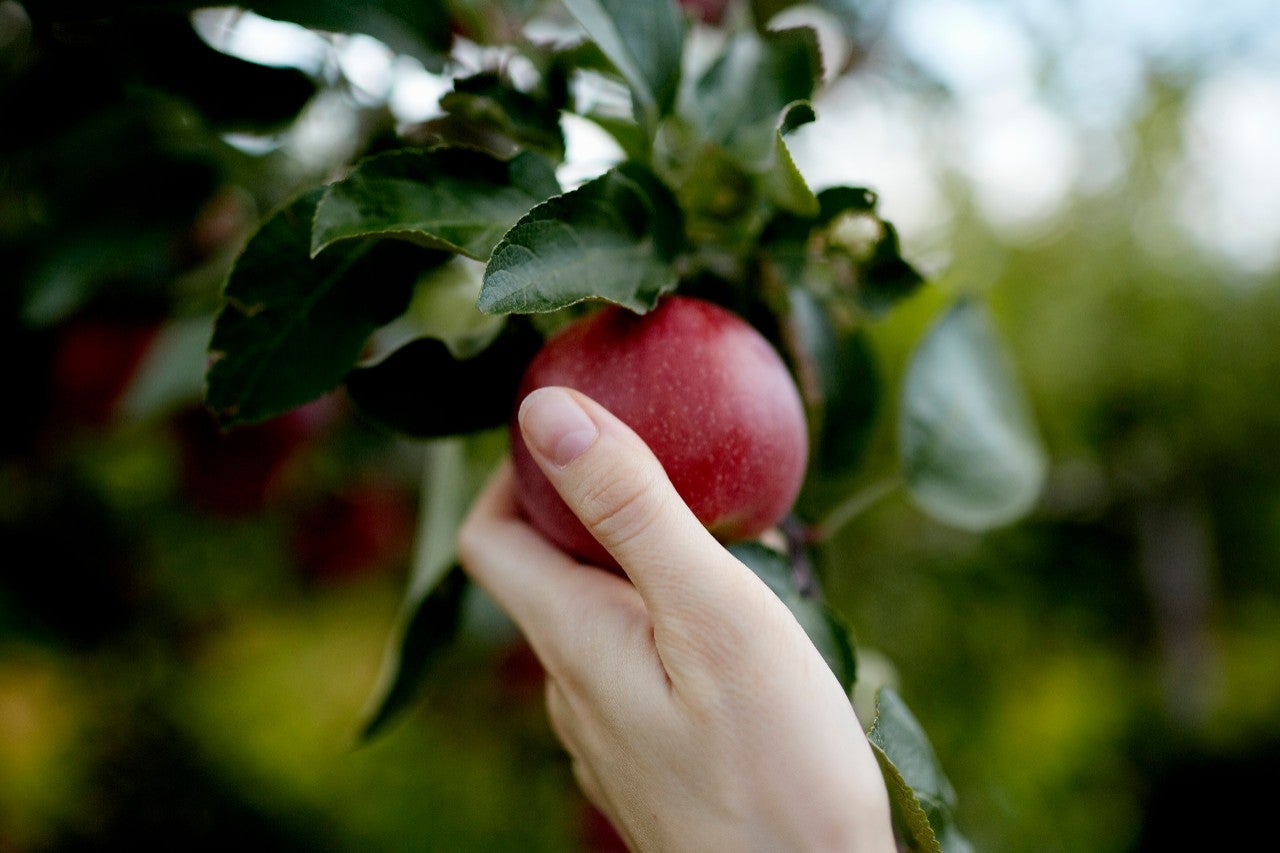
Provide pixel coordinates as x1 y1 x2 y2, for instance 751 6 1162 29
517 386 754 628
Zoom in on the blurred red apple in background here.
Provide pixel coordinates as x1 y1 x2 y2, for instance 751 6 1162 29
511 295 808 567
291 481 415 584
52 319 159 426
173 396 339 516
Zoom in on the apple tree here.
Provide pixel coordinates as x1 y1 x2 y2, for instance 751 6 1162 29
14 1 1046 849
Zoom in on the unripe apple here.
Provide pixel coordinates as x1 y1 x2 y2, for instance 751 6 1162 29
511 295 808 566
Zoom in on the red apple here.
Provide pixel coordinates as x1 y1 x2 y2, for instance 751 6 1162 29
496 638 546 703
511 295 808 566
578 801 629 852
291 481 414 584
51 319 159 426
173 395 339 516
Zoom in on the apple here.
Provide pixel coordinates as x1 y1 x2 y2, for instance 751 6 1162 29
511 295 808 566
173 395 339 516
51 318 159 427
291 481 414 584
496 638 546 703
578 801 629 853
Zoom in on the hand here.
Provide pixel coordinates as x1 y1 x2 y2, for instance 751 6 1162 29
457 387 896 852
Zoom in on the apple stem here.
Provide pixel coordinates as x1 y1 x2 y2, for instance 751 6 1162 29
781 516 818 597
808 475 905 545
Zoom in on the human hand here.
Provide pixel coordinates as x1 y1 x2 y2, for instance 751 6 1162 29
457 387 896 852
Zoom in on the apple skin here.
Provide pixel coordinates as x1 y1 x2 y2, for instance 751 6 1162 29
511 295 808 566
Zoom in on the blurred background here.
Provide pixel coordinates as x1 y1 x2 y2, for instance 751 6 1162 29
2 1 1278 850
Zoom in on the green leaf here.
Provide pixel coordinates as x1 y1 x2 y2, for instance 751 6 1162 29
118 315 214 422
360 566 468 739
345 318 542 438
562 0 684 134
478 163 683 314
361 432 507 739
727 542 856 693
899 300 1046 530
855 219 926 314
820 328 880 472
692 27 822 164
763 186 878 246
752 0 865 38
206 189 424 427
312 149 561 260
764 186 925 313
398 256 505 359
763 100 820 216
579 111 652 164
785 288 880 475
868 688 973 853
438 71 568 160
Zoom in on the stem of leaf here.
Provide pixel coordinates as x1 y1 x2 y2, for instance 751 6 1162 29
810 475 905 544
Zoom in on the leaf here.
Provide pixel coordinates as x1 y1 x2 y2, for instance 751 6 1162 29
764 186 925 313
899 300 1046 530
785 288 880 475
360 566 468 739
868 688 973 853
344 318 542 438
727 542 856 693
579 110 652 164
206 189 424 427
855 219 926 314
821 329 880 473
763 100 820 216
871 744 943 853
397 255 505 359
312 149 561 260
118 315 214 422
752 0 865 38
763 186 878 246
478 163 683 314
361 432 507 739
438 71 568 160
562 0 684 134
692 27 822 164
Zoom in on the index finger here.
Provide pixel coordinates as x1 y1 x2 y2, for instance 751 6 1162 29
515 388 772 642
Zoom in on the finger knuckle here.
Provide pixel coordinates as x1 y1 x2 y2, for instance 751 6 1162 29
577 466 665 553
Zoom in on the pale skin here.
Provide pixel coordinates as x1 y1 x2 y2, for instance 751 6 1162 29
457 386 897 852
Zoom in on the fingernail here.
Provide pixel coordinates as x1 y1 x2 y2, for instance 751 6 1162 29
519 387 599 467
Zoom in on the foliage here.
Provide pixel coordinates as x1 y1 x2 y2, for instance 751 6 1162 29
180 0 1047 840
0 0 1111 849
